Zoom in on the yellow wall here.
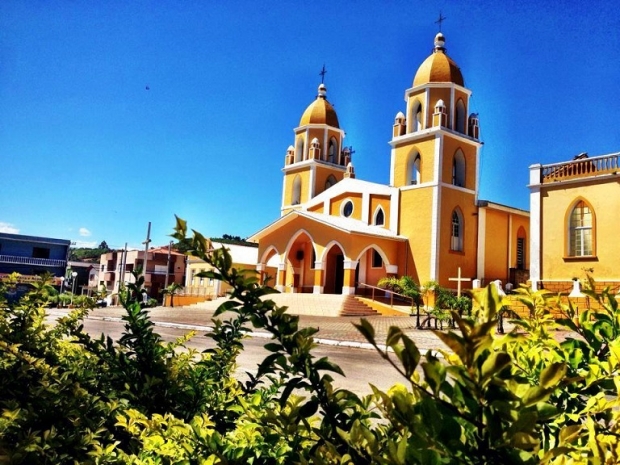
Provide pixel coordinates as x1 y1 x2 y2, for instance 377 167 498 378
398 187 434 284
392 136 435 187
441 138 477 189
436 188 478 287
483 209 510 281
541 180 620 280
282 168 312 207
369 194 391 228
329 192 363 220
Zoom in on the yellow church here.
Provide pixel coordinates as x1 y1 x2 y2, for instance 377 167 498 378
249 32 530 296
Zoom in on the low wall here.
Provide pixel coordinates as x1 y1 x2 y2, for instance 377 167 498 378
163 295 213 307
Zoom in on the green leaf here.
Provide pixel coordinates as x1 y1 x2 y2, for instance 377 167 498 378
353 318 376 344
314 357 345 376
481 351 511 380
539 362 566 389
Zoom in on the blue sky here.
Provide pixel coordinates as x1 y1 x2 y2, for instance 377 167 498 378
1 0 619 250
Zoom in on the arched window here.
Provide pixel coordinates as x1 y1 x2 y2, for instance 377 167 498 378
328 138 337 163
455 99 466 133
568 200 594 256
451 209 463 251
412 103 423 132
325 174 337 190
292 175 302 205
408 153 421 185
374 207 385 226
294 138 304 163
452 150 465 187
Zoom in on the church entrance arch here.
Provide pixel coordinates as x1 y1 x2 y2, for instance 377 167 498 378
284 231 315 293
323 243 346 294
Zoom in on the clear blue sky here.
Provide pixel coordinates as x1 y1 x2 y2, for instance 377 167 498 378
1 0 619 250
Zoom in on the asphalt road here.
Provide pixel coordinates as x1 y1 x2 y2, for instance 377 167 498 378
80 318 409 396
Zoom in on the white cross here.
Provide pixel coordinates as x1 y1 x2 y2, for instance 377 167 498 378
449 267 471 297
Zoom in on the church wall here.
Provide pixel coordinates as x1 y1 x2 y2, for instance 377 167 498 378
541 180 620 281
308 203 323 213
399 187 435 284
329 192 363 220
437 189 478 288
314 164 344 196
481 208 510 282
392 137 435 187
369 195 391 227
441 137 477 189
282 167 312 207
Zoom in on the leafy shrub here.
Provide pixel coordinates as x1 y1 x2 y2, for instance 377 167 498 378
1 219 619 464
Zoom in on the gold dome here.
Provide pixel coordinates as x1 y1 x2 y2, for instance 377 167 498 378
299 84 340 128
413 33 464 87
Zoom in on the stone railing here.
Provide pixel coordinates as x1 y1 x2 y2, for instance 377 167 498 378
541 152 620 183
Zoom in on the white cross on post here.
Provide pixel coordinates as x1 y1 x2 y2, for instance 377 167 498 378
449 267 471 297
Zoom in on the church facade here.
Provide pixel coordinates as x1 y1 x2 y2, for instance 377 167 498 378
249 32 529 295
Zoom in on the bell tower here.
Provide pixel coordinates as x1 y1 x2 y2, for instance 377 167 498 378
281 83 349 216
390 32 483 285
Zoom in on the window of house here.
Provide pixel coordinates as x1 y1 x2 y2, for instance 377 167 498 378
342 200 354 217
372 250 383 268
292 175 302 205
569 200 593 256
451 210 463 251
32 247 50 259
374 207 385 226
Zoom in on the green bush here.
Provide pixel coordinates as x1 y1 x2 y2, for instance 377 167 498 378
1 218 619 464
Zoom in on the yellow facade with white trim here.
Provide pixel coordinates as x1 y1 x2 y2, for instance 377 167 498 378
250 32 529 296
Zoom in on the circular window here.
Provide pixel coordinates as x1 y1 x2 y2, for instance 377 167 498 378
342 200 353 218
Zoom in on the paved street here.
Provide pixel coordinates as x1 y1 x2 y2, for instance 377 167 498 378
50 304 453 353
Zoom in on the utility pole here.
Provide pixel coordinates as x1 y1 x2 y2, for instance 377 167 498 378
142 222 151 287
164 240 172 289
120 242 127 287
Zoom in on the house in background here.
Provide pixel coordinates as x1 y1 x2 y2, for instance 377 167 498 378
0 232 70 285
529 151 620 293
184 241 263 304
99 245 186 302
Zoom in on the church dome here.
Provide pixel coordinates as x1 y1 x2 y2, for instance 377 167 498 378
413 33 464 87
300 84 340 128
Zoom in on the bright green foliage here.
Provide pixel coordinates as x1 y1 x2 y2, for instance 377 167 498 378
1 220 620 464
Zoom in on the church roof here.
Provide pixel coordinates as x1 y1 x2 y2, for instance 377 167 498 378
413 33 464 87
248 209 407 243
306 177 397 208
299 84 340 128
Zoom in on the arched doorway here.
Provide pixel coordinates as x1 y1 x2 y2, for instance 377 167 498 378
285 231 315 293
323 243 345 294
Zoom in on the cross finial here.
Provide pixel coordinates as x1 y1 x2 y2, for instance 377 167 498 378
319 64 327 84
435 11 447 31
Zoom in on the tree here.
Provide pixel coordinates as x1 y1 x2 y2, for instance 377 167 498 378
160 282 182 307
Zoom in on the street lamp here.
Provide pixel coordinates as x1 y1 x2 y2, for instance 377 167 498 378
59 277 65 307
71 271 78 305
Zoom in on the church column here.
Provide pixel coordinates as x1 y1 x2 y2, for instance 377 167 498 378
276 262 287 293
342 260 358 295
313 262 324 294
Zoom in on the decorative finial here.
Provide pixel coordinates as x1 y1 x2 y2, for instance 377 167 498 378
319 64 327 84
435 11 446 32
